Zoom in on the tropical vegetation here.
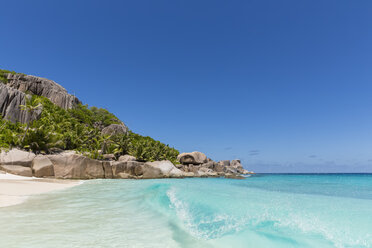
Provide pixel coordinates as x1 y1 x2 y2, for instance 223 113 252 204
0 94 179 163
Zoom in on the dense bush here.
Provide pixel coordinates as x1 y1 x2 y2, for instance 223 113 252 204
0 96 179 163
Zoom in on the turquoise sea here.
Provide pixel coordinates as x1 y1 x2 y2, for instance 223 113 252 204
1 174 372 248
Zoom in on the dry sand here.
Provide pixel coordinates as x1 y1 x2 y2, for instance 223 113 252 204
0 173 81 208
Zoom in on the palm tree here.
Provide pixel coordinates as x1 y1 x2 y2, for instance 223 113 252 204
112 133 131 156
20 96 42 144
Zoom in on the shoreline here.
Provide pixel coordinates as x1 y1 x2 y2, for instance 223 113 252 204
0 173 82 208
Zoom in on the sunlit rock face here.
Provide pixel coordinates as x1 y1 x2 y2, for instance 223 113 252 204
0 73 80 123
6 73 80 109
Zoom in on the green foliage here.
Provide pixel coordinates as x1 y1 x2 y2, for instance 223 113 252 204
0 117 23 148
0 96 179 162
127 133 179 163
0 69 22 84
68 104 121 129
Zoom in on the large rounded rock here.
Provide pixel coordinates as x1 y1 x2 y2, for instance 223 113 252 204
0 165 32 177
141 165 162 179
143 160 184 178
111 161 144 178
32 155 54 177
177 151 208 165
48 152 104 179
101 124 128 136
0 149 36 167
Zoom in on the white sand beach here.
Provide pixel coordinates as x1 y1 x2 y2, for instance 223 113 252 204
0 172 81 208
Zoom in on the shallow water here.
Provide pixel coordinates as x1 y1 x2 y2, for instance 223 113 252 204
1 174 372 248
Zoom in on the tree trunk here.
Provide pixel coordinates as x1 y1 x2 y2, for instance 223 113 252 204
21 123 30 144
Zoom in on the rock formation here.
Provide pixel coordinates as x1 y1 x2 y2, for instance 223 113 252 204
177 151 208 165
176 151 252 176
0 73 80 123
6 73 80 109
0 149 35 176
101 123 128 136
0 149 196 179
32 155 54 177
0 84 30 123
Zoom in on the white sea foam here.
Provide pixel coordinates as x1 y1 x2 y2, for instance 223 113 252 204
166 187 247 240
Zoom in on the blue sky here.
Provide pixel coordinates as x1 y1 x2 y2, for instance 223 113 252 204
1 0 371 172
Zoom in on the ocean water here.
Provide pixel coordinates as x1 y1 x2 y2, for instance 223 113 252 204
1 174 372 248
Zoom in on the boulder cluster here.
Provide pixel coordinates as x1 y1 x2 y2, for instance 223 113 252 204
176 151 252 178
0 149 253 179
